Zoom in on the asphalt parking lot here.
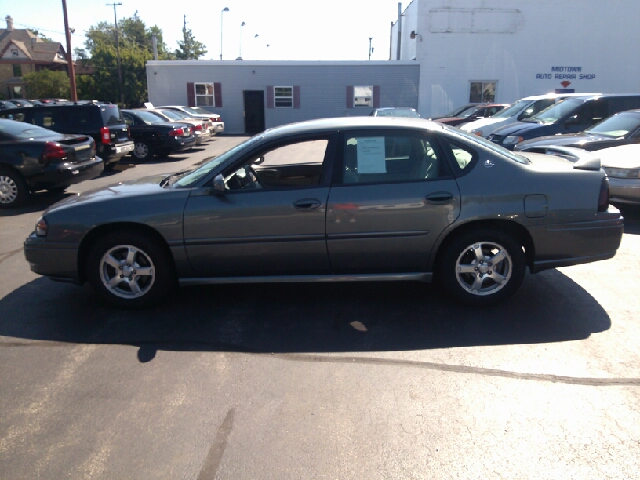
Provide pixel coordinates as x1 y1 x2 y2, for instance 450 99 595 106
1 137 639 479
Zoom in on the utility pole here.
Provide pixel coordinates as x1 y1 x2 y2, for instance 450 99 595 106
61 0 77 101
369 37 373 60
106 2 124 105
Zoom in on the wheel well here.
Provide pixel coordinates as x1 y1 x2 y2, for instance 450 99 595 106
432 219 535 273
77 222 176 284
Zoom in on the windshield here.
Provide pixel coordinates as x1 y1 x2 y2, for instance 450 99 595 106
156 109 184 121
448 126 530 165
585 112 640 137
134 110 167 124
457 106 480 118
529 98 584 124
492 100 531 118
182 106 206 116
100 105 125 125
174 135 263 187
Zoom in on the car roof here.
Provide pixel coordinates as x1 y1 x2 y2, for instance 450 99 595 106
261 116 445 139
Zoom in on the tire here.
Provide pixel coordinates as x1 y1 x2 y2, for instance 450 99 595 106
132 140 153 161
87 231 176 308
155 148 172 158
0 167 28 209
437 228 526 307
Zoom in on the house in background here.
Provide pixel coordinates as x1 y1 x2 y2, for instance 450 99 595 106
0 16 69 99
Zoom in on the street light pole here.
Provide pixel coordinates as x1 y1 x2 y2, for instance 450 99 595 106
107 2 124 104
220 7 229 60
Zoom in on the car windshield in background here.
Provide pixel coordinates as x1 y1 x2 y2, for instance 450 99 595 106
100 105 124 125
528 98 584 124
174 135 263 188
458 106 480 118
585 112 640 137
0 121 56 139
182 106 206 116
135 110 168 124
157 109 184 121
377 109 420 118
449 126 530 165
491 100 529 118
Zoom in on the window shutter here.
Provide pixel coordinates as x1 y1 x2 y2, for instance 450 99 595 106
293 86 300 109
373 85 380 108
346 86 354 108
186 82 195 107
267 85 274 109
214 82 222 107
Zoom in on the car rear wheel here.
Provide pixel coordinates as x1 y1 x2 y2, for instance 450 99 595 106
87 231 176 307
155 148 172 158
0 167 28 209
437 228 526 307
133 140 153 161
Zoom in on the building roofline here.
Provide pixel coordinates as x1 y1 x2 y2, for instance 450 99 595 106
146 60 418 67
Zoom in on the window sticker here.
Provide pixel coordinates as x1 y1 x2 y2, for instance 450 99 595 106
356 136 386 173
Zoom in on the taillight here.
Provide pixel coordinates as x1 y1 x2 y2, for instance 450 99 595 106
598 176 610 212
100 126 111 144
42 141 67 164
193 124 203 132
168 128 184 136
211 117 221 122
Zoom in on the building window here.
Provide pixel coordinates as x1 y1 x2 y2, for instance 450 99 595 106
13 64 22 77
195 83 215 106
274 86 293 108
469 81 496 103
354 86 373 107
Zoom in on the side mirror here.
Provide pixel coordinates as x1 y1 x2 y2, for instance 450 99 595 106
213 174 225 194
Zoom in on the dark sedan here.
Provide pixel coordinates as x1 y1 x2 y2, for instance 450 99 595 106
0 119 103 208
122 109 197 161
515 109 640 152
24 117 623 307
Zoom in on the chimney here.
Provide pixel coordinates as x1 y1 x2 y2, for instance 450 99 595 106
5 15 14 31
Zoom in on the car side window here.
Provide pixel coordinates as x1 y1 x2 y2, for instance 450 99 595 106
224 138 330 191
123 114 134 126
436 136 478 176
341 132 446 185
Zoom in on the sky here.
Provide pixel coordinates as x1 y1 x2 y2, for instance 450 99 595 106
5 0 403 61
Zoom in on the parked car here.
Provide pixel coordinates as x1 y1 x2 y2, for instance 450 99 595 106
150 108 211 145
429 104 478 121
9 99 34 108
158 105 224 134
488 94 640 150
122 109 196 161
515 109 640 152
0 100 18 110
0 102 134 166
370 107 421 118
24 117 622 308
434 103 510 127
0 119 103 208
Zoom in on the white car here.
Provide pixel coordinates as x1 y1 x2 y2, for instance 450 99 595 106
598 144 640 205
158 106 224 135
461 93 601 138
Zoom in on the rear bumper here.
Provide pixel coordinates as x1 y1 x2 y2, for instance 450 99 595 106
529 210 624 273
212 122 224 134
25 157 104 192
101 141 135 164
161 135 196 153
609 177 640 204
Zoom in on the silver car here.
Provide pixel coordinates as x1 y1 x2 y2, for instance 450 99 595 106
24 117 623 308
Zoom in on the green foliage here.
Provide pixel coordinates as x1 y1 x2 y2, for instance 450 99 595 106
175 26 207 60
27 30 53 42
23 70 70 99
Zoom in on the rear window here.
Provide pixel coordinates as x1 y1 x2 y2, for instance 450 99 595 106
100 105 124 125
0 120 56 139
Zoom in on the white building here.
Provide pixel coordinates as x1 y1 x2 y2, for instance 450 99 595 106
391 0 640 117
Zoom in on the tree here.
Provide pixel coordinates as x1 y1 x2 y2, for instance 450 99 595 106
23 70 70 99
175 23 207 60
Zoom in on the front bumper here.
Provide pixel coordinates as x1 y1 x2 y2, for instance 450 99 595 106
609 177 640 204
24 234 81 283
26 156 104 192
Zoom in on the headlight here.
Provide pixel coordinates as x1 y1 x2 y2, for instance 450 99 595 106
35 216 48 237
503 136 524 145
604 167 640 179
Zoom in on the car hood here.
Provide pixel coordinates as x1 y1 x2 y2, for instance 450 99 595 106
460 117 505 131
491 121 550 137
45 173 185 214
597 144 640 169
516 133 613 149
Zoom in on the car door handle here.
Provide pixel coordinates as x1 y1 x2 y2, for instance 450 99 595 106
294 198 322 210
425 192 454 204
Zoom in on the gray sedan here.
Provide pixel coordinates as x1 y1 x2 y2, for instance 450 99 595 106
24 117 624 307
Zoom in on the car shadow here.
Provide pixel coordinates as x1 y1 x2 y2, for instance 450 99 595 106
0 270 610 363
0 190 74 216
618 204 640 235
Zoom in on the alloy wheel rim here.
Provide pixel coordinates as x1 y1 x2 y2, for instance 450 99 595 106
0 175 18 204
134 142 148 158
99 244 156 299
455 241 512 296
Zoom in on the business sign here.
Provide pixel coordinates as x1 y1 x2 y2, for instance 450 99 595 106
536 67 596 80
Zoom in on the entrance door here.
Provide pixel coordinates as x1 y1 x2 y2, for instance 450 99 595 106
244 90 265 134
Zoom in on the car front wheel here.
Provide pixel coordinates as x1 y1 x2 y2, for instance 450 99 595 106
437 228 526 307
87 231 176 307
